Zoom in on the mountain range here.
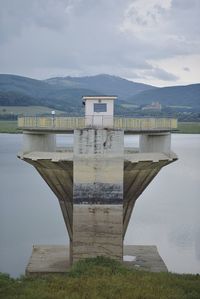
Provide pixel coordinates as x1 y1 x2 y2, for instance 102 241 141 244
45 74 154 99
0 74 199 115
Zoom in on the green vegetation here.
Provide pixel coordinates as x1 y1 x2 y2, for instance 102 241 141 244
0 74 153 108
127 83 200 108
177 122 200 134
0 257 200 299
0 106 64 116
0 74 98 112
168 105 192 109
121 104 139 108
0 121 19 133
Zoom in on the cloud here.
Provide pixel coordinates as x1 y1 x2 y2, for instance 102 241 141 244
143 67 179 81
183 67 190 72
120 0 171 35
0 0 199 86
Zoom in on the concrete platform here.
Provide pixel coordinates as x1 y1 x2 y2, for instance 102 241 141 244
26 245 168 275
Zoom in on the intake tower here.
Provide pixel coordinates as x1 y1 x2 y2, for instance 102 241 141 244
18 96 177 267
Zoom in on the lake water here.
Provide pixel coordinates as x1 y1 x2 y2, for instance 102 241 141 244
0 133 199 277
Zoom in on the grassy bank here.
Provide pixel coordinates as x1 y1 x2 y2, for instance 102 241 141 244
0 120 200 134
0 257 199 299
0 106 64 116
0 121 19 133
177 122 200 134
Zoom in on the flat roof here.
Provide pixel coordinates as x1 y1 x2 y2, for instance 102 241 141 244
82 96 117 100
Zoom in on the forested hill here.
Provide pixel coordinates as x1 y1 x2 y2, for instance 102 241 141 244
0 74 199 113
127 83 200 108
0 74 99 112
45 74 155 99
0 74 155 113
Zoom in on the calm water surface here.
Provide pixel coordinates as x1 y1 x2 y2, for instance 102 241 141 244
0 133 199 277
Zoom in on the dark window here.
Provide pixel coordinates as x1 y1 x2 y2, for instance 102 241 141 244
94 103 107 112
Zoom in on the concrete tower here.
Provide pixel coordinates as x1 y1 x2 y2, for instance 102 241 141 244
18 96 177 267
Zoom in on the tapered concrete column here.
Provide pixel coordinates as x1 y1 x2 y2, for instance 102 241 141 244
139 133 171 154
23 132 56 153
72 129 124 262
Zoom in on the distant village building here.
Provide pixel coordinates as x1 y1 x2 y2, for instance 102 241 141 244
142 102 162 111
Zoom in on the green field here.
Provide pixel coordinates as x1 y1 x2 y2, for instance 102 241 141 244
168 105 192 109
0 106 64 116
177 122 200 134
0 121 19 133
0 257 199 299
121 104 139 108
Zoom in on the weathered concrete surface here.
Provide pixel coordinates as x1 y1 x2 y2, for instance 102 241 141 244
73 129 124 262
124 245 168 272
73 129 124 202
19 151 73 161
23 132 56 154
26 245 167 276
26 245 70 275
139 133 171 154
73 129 124 156
73 205 123 262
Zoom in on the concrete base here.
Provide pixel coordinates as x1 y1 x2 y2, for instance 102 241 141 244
26 245 168 275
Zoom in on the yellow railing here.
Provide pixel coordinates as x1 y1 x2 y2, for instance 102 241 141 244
18 116 177 131
114 117 177 130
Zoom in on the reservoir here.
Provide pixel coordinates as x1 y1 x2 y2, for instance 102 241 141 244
0 133 199 277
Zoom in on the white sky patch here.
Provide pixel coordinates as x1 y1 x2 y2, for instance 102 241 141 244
148 54 200 86
64 0 74 15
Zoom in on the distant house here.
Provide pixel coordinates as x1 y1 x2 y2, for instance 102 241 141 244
142 102 162 111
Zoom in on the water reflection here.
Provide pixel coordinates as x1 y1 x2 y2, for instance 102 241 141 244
125 134 200 274
168 226 194 250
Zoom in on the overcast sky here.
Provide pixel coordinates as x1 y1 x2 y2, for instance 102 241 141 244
0 0 199 86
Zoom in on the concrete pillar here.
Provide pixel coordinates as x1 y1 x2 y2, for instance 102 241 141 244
23 132 56 153
139 133 171 154
72 129 124 262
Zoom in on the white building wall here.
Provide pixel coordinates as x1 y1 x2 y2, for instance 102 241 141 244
84 97 115 128
85 99 114 117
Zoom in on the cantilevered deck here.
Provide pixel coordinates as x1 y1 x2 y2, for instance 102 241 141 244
18 116 177 133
